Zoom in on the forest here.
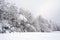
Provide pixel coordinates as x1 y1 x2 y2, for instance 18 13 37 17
0 0 60 33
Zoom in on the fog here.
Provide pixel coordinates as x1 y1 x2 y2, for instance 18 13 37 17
6 0 60 23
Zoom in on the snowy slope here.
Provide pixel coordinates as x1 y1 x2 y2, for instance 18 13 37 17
0 31 60 40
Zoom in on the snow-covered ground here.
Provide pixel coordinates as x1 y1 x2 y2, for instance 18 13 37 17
0 31 60 40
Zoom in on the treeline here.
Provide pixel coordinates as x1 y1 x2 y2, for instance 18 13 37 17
0 0 60 33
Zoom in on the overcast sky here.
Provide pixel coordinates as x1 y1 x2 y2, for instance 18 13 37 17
6 0 60 24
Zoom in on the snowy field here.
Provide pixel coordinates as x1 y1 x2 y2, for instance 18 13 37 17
0 31 60 40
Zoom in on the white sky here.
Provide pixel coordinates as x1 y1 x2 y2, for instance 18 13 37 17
6 0 60 23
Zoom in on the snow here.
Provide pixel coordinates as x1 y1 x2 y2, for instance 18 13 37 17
0 31 60 40
17 14 28 22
